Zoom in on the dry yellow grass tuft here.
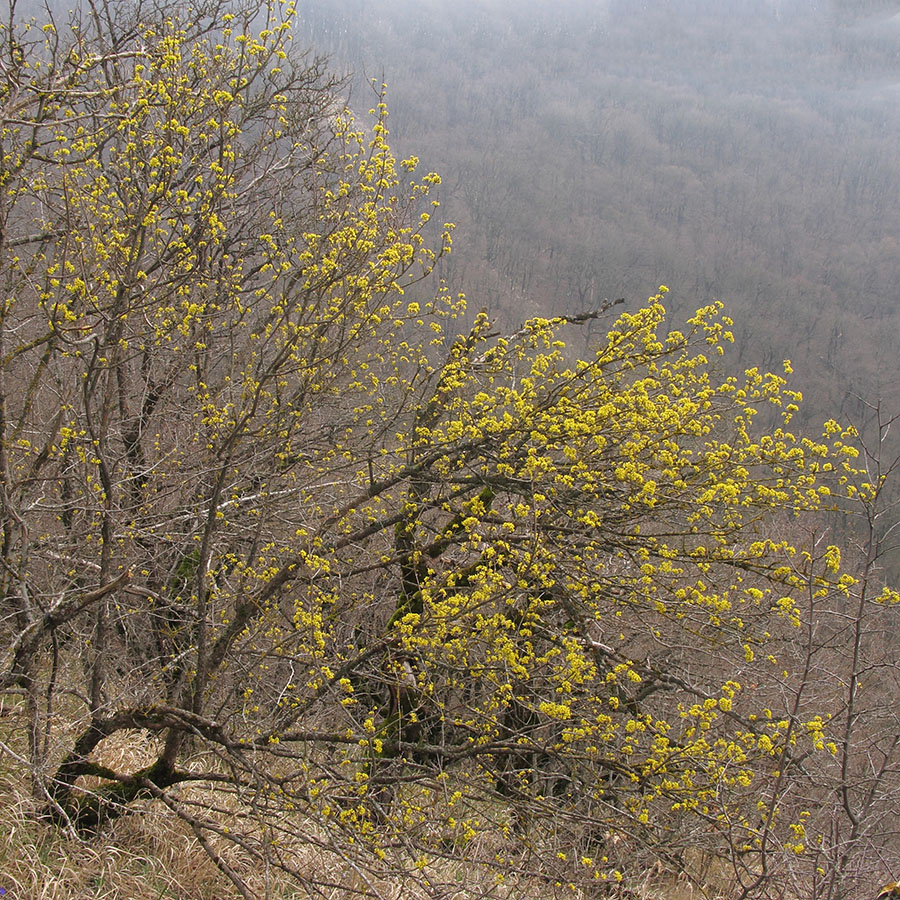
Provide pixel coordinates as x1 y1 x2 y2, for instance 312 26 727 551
0 754 236 899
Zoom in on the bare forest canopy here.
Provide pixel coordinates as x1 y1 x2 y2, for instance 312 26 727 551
295 0 900 431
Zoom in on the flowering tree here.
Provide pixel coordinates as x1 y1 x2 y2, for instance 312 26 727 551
0 2 895 898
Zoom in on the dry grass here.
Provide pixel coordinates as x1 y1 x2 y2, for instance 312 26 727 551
0 704 725 900
0 764 721 900
0 785 236 899
0 719 238 900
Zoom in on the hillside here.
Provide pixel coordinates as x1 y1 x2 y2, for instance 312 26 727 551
296 0 900 429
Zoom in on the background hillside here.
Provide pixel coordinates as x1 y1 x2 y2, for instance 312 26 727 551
296 0 900 430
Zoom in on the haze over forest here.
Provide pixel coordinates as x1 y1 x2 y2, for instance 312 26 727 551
297 0 900 433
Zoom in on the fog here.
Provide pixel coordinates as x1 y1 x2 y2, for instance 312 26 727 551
294 0 900 435
11 0 900 427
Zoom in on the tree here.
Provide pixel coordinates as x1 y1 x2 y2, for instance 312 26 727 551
0 3 894 898
761 404 900 900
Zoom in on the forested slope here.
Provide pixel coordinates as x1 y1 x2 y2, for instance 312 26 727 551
296 0 900 428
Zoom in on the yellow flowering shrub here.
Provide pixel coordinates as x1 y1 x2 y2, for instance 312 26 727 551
0 3 885 899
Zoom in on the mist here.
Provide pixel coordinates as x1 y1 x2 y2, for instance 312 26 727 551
295 0 900 432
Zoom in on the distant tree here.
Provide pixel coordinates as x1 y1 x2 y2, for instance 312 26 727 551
0 3 896 898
